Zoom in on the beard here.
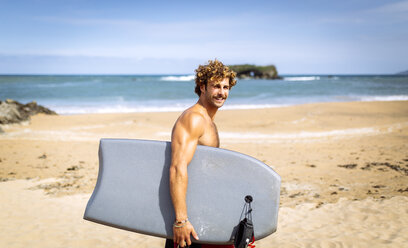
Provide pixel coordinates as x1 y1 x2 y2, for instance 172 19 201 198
205 92 226 108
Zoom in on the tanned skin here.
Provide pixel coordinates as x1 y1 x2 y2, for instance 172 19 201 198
169 78 230 247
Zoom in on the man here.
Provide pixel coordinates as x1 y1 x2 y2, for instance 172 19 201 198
166 60 237 248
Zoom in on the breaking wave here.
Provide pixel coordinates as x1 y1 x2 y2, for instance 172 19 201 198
160 75 195 81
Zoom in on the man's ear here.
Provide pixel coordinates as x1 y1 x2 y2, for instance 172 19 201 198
200 84 206 95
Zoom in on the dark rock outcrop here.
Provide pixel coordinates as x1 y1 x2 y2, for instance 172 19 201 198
228 64 282 79
0 99 57 124
397 70 408 75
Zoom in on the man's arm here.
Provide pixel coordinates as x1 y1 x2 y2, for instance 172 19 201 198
169 111 203 246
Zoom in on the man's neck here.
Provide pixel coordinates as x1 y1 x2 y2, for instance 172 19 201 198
197 99 218 120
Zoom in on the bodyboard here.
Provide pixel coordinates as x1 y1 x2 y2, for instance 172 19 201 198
84 138 280 244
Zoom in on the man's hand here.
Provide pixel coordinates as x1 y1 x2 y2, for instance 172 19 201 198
173 221 199 247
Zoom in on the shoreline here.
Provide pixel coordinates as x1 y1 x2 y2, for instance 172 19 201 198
34 99 408 116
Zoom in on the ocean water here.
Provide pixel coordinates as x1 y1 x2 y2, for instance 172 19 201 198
0 75 407 115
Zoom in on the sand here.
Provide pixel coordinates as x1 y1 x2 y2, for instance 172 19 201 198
1 101 407 247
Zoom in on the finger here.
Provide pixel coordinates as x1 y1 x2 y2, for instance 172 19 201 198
186 236 192 246
180 240 186 248
192 228 199 240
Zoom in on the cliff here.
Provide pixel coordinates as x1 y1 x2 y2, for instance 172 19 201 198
228 64 281 79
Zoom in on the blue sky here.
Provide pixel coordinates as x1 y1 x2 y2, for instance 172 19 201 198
0 0 407 74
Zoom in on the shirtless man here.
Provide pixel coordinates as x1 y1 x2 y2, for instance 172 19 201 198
166 60 237 248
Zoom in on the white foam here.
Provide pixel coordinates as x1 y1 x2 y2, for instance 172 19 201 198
360 95 408 102
52 105 190 115
51 103 292 115
160 75 195 81
35 82 80 88
48 94 408 115
283 76 320 81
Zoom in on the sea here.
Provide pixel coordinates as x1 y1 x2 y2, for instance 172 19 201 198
1 75 407 115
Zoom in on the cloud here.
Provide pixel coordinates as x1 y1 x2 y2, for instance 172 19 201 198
20 14 281 60
35 15 243 41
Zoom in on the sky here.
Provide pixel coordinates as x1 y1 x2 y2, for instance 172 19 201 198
0 0 407 74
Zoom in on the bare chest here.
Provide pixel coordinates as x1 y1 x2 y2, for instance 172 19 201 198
198 122 219 148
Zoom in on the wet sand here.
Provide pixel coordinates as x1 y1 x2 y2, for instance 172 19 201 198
1 101 407 247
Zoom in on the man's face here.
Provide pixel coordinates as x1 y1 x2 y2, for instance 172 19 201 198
201 77 230 108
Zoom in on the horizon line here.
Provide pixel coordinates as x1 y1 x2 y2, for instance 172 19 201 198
0 73 405 76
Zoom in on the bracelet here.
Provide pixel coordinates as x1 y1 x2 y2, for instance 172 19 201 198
173 222 187 228
173 218 189 228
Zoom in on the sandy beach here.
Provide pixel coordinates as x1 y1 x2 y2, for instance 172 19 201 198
1 100 408 247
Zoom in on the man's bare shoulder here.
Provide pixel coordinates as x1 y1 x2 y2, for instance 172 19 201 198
180 105 205 122
173 105 206 136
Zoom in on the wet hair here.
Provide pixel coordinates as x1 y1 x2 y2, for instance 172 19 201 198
194 59 237 97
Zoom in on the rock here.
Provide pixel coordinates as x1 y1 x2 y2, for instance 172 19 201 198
0 99 57 124
38 154 47 159
337 164 358 169
24 101 57 115
396 70 408 75
0 100 25 124
228 64 282 80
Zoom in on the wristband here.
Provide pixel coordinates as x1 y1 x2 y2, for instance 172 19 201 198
173 218 189 228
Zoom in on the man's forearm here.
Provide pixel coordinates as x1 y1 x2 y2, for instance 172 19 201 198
169 166 189 221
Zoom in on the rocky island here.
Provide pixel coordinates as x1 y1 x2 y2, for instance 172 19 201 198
228 64 282 79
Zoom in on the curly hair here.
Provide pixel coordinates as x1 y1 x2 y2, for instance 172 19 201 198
194 59 237 97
